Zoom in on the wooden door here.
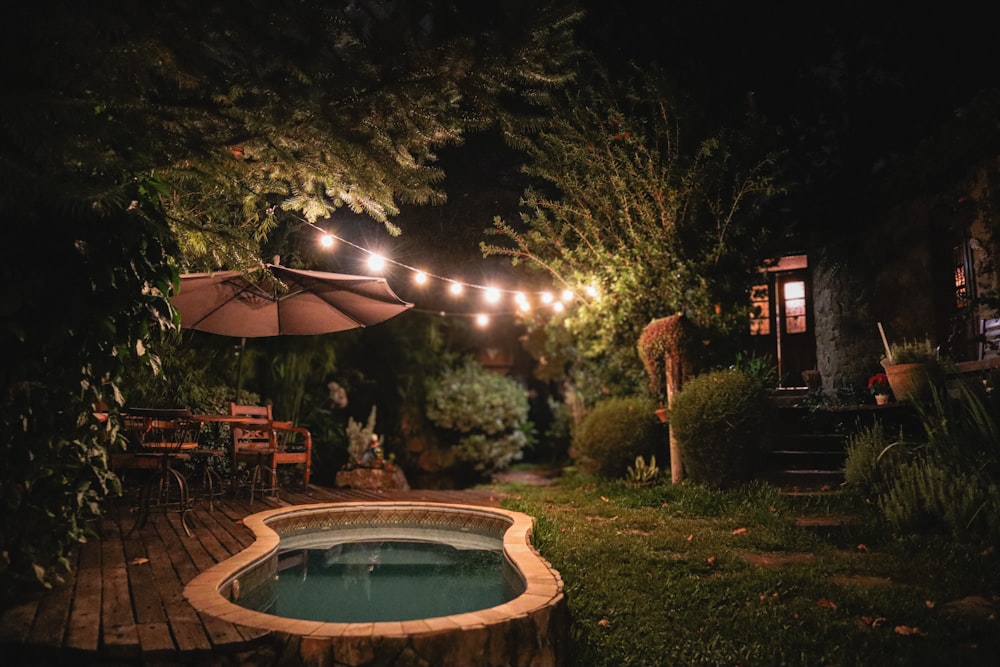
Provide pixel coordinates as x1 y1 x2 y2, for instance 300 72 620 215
750 256 817 388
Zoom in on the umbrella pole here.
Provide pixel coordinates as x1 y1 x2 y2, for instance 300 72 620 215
235 337 246 402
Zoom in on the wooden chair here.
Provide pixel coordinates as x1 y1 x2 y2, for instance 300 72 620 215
228 403 312 499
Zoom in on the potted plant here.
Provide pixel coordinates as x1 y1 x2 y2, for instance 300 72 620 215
880 337 942 401
867 372 891 405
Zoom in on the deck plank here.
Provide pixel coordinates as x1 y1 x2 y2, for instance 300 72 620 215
101 516 141 660
63 529 102 652
26 542 80 647
0 594 39 646
145 517 212 653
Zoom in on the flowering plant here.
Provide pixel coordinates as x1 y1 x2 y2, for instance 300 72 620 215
867 372 890 395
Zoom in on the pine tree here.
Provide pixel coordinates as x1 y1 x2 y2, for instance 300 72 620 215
2 0 583 269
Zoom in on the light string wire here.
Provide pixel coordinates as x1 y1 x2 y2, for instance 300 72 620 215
304 221 595 323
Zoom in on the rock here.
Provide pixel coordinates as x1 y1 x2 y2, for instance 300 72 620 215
335 466 410 491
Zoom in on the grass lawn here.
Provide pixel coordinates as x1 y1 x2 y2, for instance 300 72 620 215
493 471 1000 666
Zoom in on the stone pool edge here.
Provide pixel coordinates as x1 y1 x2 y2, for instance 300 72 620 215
182 501 566 662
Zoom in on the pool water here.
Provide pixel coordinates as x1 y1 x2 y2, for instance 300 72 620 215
243 540 518 623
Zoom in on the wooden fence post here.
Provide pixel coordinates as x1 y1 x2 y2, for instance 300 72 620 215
665 356 683 484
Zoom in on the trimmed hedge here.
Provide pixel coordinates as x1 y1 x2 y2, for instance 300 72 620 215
572 396 660 478
670 368 773 488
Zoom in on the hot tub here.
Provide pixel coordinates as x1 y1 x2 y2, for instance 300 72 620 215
183 502 566 666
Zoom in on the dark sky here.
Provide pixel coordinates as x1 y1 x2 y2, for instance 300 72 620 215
579 2 995 141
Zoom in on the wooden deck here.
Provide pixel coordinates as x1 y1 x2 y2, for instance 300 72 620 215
0 482 505 666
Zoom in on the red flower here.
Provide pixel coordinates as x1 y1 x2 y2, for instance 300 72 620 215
867 372 890 395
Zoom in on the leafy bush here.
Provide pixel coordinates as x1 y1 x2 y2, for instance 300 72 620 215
1 200 178 595
844 377 1000 541
669 368 774 488
425 360 533 478
572 396 659 477
843 420 905 496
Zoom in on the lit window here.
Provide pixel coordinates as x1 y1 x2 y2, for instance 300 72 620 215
784 281 807 333
750 284 770 335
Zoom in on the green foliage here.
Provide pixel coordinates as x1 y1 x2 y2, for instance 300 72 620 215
730 352 780 391
843 420 905 495
844 378 1000 541
2 1 582 272
483 64 785 398
887 337 939 364
263 337 339 425
118 332 243 411
0 198 178 594
572 396 660 478
425 360 533 477
880 461 1000 537
670 368 774 488
625 455 660 486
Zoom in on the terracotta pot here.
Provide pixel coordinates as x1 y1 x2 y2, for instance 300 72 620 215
654 408 669 423
881 362 940 401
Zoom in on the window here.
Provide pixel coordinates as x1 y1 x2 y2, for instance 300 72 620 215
783 280 807 333
953 244 969 310
749 284 770 335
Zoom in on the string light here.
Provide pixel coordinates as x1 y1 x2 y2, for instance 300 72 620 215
306 223 600 321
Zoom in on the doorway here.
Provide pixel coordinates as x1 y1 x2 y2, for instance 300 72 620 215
749 255 817 388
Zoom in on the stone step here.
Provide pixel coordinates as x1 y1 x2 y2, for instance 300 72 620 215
756 468 845 490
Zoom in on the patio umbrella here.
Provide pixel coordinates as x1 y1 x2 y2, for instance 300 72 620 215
173 263 413 337
172 263 413 396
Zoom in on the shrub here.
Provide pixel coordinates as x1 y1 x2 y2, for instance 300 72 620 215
879 460 1000 537
845 377 1000 541
425 360 533 478
669 368 773 488
572 396 660 478
843 420 905 497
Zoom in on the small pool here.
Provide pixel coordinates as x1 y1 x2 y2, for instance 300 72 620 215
244 539 522 623
184 502 566 666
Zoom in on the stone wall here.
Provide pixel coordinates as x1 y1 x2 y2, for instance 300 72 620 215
812 257 884 395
